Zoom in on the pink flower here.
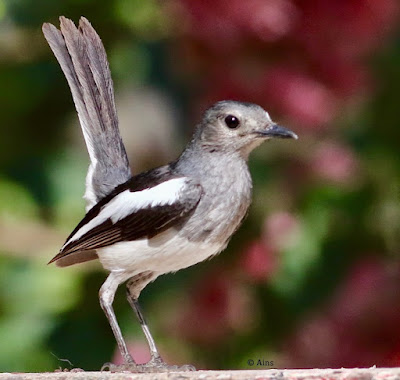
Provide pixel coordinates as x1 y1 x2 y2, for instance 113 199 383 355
240 240 277 282
263 211 300 251
112 341 150 365
227 0 298 42
262 68 338 129
311 141 359 184
179 0 297 49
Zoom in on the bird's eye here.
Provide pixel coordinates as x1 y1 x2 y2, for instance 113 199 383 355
224 115 240 129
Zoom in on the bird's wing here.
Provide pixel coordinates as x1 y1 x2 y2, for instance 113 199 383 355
42 17 131 211
49 177 203 267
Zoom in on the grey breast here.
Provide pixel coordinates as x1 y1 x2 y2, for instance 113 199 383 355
174 150 253 245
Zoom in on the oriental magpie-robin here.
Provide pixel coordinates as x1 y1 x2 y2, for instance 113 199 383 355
42 16 297 372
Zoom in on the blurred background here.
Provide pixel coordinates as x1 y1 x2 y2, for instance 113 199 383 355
0 0 400 372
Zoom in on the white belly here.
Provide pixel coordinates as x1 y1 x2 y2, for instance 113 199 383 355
96 228 223 275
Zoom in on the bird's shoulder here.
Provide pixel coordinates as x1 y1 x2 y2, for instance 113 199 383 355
79 164 198 220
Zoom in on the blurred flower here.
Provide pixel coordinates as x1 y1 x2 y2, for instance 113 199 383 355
240 241 277 282
223 0 298 42
292 0 400 96
179 0 298 49
239 212 300 283
283 258 400 368
315 57 369 97
173 271 256 344
311 141 359 184
296 0 399 59
177 0 399 131
263 211 300 252
112 341 150 365
262 68 338 129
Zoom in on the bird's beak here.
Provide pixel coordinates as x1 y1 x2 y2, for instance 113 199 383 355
257 124 298 140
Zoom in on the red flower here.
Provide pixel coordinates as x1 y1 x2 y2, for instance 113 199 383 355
172 271 256 344
241 240 277 282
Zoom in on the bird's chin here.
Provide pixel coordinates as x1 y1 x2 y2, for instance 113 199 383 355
239 138 266 158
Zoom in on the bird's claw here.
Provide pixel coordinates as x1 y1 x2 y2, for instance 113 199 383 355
101 358 196 373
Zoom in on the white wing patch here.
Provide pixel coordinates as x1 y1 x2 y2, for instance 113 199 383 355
67 177 188 245
84 161 98 212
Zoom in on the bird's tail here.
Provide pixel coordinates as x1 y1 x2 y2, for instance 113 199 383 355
42 17 131 210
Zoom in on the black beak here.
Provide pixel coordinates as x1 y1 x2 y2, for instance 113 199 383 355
257 124 298 140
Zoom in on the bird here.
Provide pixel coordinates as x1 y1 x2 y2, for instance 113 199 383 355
42 16 297 372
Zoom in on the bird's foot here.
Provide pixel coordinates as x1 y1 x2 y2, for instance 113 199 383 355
141 356 196 372
54 367 85 372
101 357 196 373
101 362 139 373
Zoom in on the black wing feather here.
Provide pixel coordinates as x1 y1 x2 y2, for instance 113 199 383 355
49 176 202 266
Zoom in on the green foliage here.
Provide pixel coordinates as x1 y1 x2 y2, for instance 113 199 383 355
0 257 83 371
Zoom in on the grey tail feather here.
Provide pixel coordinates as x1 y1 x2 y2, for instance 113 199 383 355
42 16 132 211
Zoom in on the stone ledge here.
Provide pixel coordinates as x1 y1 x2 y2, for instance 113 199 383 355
1 368 400 380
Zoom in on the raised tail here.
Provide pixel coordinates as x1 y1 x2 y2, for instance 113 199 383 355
42 17 132 211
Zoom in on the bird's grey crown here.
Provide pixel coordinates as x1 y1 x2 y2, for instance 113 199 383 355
202 100 267 123
205 100 264 112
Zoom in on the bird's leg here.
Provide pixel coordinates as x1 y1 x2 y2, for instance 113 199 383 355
127 297 163 363
126 272 163 364
126 273 195 372
99 272 139 372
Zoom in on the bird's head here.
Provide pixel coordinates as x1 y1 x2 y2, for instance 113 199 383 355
197 100 297 158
